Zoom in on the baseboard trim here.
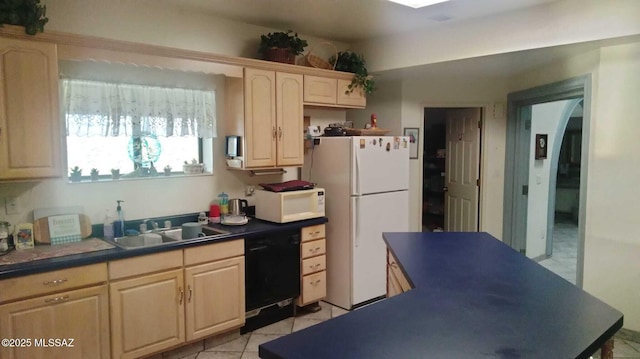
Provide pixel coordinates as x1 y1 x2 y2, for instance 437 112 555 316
617 328 640 343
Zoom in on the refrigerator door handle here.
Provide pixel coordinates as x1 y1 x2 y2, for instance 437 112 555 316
354 148 361 196
353 197 360 248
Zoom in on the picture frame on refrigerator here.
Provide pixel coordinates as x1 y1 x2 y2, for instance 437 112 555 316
403 127 419 159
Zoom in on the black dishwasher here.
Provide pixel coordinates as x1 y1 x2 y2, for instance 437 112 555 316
243 229 300 332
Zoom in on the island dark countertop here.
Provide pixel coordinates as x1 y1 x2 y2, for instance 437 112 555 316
0 217 328 280
259 232 623 359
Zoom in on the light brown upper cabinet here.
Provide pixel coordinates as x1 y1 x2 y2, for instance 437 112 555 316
0 37 61 180
303 75 366 109
243 68 304 168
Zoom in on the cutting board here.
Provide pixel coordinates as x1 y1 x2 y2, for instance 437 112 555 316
33 214 92 244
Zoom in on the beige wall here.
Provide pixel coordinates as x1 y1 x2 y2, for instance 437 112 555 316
509 42 640 331
391 75 509 235
0 0 347 226
582 41 640 332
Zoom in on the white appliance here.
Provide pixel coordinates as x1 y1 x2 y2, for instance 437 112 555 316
254 188 325 223
304 136 410 309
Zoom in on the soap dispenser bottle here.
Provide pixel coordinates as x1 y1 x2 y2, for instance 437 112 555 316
113 200 125 238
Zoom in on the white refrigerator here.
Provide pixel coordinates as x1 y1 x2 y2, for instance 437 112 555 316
304 136 410 309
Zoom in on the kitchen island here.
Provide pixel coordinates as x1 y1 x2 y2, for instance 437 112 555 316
259 232 623 359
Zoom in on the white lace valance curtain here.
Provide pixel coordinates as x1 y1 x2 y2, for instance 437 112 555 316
61 79 216 138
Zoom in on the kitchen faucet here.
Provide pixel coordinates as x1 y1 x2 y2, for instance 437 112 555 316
140 219 159 233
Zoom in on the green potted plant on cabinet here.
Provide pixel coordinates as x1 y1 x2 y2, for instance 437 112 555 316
0 0 48 35
90 168 99 181
111 168 120 180
330 51 376 96
163 165 172 176
258 30 308 64
69 166 82 182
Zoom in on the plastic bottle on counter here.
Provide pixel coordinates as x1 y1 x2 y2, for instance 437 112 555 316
113 200 125 238
103 209 114 240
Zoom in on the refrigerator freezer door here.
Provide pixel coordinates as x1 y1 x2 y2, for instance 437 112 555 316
351 190 409 306
352 136 409 195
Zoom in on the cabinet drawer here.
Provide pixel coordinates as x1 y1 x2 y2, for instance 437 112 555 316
301 238 325 259
301 224 325 242
109 250 183 280
299 271 326 305
0 263 107 304
301 255 326 276
184 239 244 266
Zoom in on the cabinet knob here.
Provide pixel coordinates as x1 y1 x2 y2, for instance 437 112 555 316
311 279 321 286
188 285 193 302
278 126 283 140
179 287 184 305
272 126 277 139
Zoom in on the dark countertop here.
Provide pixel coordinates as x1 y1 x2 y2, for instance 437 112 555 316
0 217 327 280
259 232 623 359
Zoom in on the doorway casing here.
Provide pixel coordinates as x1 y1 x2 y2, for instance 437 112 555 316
503 75 591 288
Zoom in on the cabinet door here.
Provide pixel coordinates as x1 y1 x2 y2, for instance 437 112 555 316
336 79 366 108
0 38 61 180
276 72 303 166
244 68 276 168
0 285 110 359
184 256 245 341
110 269 185 359
303 75 337 105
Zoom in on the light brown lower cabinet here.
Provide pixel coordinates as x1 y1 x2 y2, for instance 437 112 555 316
387 250 411 297
109 240 245 359
184 256 245 341
109 269 185 359
297 225 327 306
0 263 109 359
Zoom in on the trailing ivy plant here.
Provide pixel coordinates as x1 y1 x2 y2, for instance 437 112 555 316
0 0 48 35
330 51 375 95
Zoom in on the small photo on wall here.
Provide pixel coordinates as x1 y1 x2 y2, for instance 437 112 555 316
403 128 419 159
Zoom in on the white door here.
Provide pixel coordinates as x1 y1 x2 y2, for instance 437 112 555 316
351 136 410 195
445 108 480 232
351 190 409 306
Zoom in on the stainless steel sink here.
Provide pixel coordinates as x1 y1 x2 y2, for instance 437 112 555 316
160 226 229 241
111 226 230 249
112 233 178 248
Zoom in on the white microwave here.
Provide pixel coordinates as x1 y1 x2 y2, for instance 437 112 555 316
254 188 325 223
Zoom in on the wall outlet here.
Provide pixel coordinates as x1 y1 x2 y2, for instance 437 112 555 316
246 186 255 196
5 196 19 215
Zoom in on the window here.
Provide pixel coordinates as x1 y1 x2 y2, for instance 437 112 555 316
61 79 216 180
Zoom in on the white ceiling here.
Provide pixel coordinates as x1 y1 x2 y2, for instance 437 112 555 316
154 0 560 43
150 0 634 79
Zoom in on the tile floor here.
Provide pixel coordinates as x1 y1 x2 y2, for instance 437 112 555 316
538 216 579 284
170 301 348 359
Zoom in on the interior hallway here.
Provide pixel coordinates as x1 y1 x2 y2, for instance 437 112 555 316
538 214 579 284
